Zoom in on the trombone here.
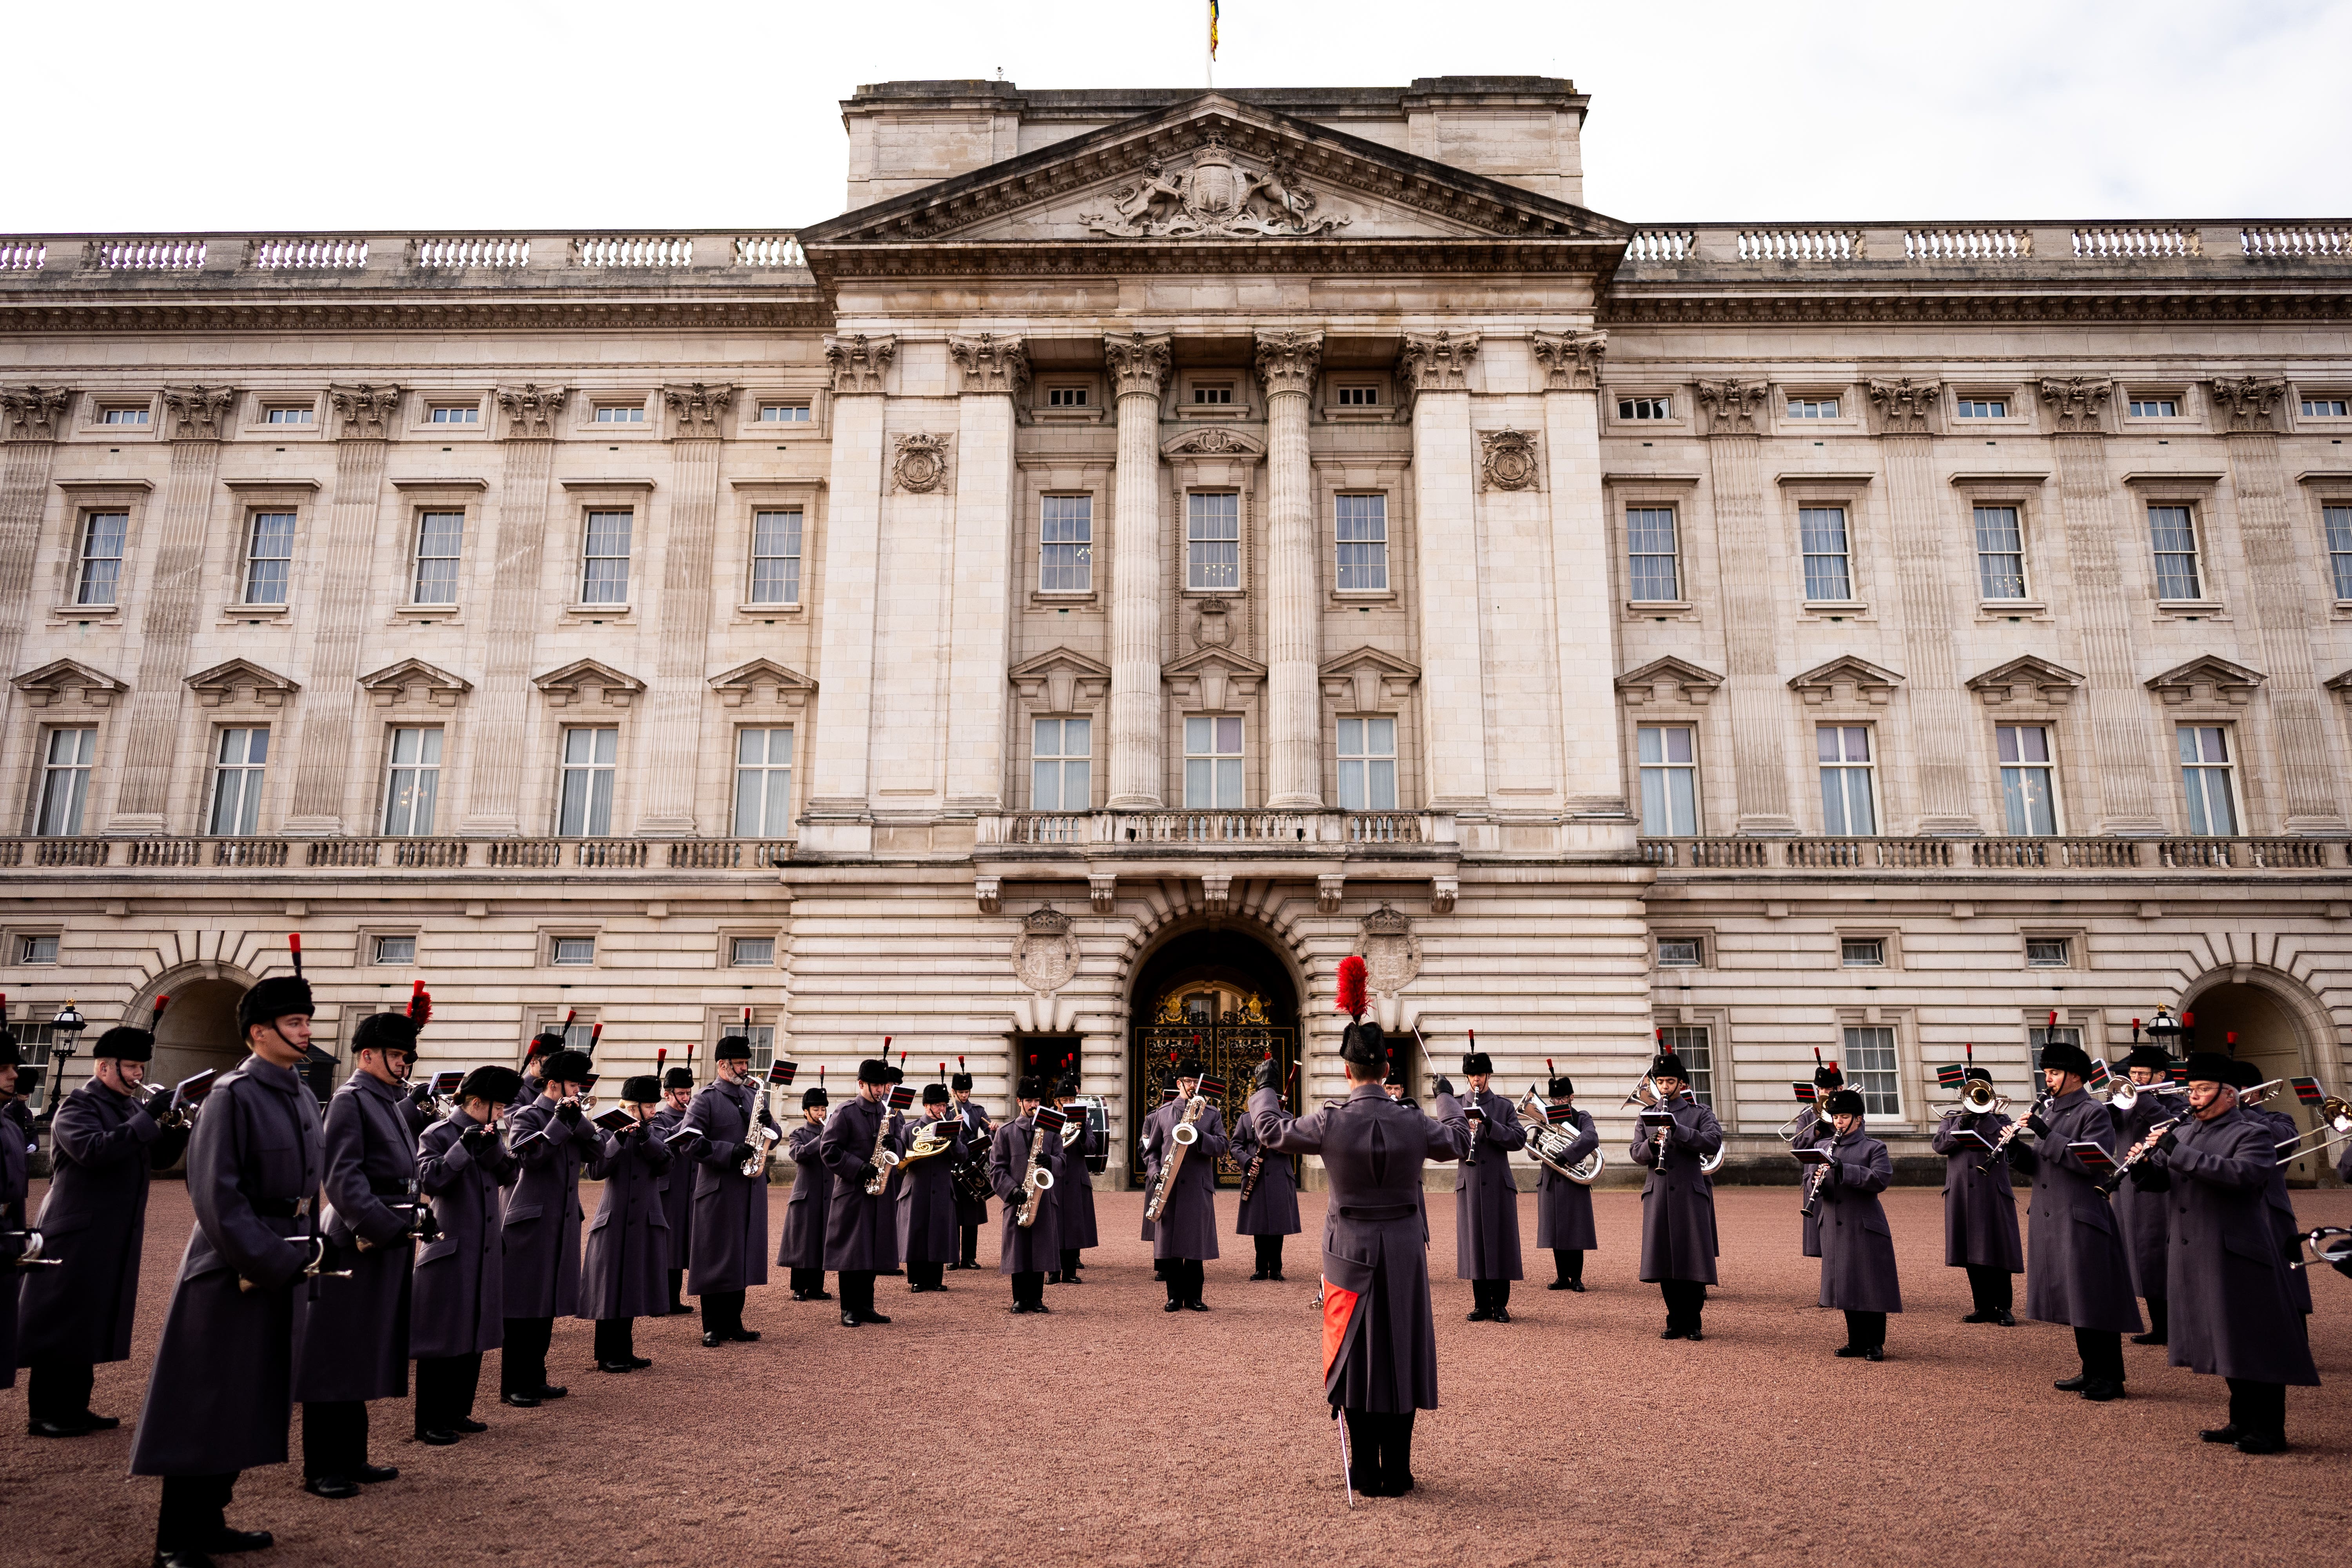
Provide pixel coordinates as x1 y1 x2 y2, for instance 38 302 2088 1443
1939 1079 2012 1118
2291 1227 2352 1272
1777 1089 1833 1142
2105 1077 2185 1114
2276 1096 2352 1162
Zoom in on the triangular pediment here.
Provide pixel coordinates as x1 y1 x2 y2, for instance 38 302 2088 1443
1615 656 1724 705
1964 655 2084 706
708 657 817 711
2147 654 2265 704
186 658 299 708
1009 647 1111 713
801 94 1628 263
12 657 127 708
1165 644 1269 680
1788 655 1904 705
358 658 472 708
533 658 644 709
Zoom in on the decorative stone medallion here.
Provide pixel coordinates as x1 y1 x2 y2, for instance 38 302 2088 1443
1013 906 1080 993
1361 904 1421 996
892 433 952 494
1479 428 1540 490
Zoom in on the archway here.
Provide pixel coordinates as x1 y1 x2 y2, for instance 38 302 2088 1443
1126 924 1301 1189
2181 968 2340 1185
134 964 259 1112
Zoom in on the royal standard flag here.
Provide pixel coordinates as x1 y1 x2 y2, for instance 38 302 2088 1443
1209 0 1220 60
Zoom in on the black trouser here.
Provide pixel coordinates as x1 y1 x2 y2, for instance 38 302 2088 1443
1253 1235 1285 1276
1552 1248 1584 1284
1661 1279 1706 1332
1964 1265 2013 1314
592 1318 637 1363
501 1316 553 1394
1842 1310 1886 1350
2226 1377 2287 1438
26 1357 96 1423
414 1353 482 1435
1341 1409 1417 1490
1470 1278 1513 1313
2074 1326 2125 1383
2140 1294 2169 1339
301 1400 368 1478
838 1271 877 1319
1011 1270 1045 1307
156 1472 238 1553
1163 1258 1205 1304
789 1267 826 1297
908 1259 945 1289
666 1268 686 1308
701 1289 747 1336
958 1223 980 1267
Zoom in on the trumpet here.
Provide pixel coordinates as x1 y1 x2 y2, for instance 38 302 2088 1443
2276 1096 2352 1162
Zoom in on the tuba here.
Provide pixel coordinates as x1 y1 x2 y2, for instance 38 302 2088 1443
1518 1087 1603 1185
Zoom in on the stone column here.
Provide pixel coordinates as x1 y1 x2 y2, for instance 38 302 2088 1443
459 384 566 834
1401 331 1488 808
1255 328 1324 808
1867 378 1975 833
285 384 400 833
944 334 1027 810
111 385 236 830
1695 378 1793 833
2036 378 2163 834
2210 375 2346 832
800 334 895 847
1532 331 1627 815
636 382 734 835
0 387 72 720
1103 331 1171 810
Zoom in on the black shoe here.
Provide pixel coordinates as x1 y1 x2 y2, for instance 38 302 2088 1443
1250 1270 1269 1281
2235 1432 2288 1454
1269 1272 1285 1281
153 1553 216 1568
1659 1327 1686 1340
1045 1272 1062 1284
1993 1310 2016 1327
1164 1299 1183 1312
906 1283 942 1294
78 1411 123 1431
1062 1275 1083 1285
2080 1379 2125 1403
356 1463 398 1483
2131 1332 2168 1347
26 1418 88 1438
1684 1331 1704 1342
856 1312 891 1326
1348 1467 1386 1499
2053 1374 2092 1392
304 1475 361 1500
728 1328 762 1342
1466 1308 1491 1323
704 1330 728 1347
2200 1423 2242 1444
839 1312 861 1328
203 1529 274 1554
1032 1301 1052 1314
809 1291 833 1301
1960 1310 1992 1323
628 1356 651 1369
416 1429 461 1446
598 1360 635 1374
1864 1347 1885 1363
1183 1299 1209 1312
1492 1307 1511 1324
534 1383 568 1400
499 1392 540 1408
1007 1304 1032 1315
1547 1279 1572 1290
790 1291 813 1302
453 1417 488 1434
1835 1345 1866 1357
1384 1470 1416 1496
1563 1280 1584 1292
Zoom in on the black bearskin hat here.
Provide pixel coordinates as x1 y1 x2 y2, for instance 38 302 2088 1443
238 975 314 1034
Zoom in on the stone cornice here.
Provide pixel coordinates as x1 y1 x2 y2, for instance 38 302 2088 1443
1604 288 2352 326
812 236 1617 281
0 298 828 334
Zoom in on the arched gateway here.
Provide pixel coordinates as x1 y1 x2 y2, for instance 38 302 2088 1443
1125 924 1299 1188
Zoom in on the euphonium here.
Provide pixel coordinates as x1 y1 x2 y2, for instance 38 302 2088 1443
1777 1098 1834 1142
1517 1087 1603 1185
1015 1107 1060 1229
1143 1092 1209 1222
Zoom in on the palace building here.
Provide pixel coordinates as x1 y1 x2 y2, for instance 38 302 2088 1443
2 77 2348 1183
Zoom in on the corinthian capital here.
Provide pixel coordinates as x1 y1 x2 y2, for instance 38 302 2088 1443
0 385 73 442
948 333 1030 397
1253 329 1325 398
2036 376 2112 435
1696 378 1771 436
1530 330 1607 391
663 382 737 438
161 386 237 442
1396 330 1479 394
496 384 569 439
330 383 404 440
1864 377 1940 436
824 334 897 397
1102 331 1172 399
2209 376 2286 434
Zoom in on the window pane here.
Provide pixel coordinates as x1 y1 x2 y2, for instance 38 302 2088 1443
1842 1026 1900 1117
2323 507 2352 601
1033 759 1062 811
750 510 804 604
1337 758 1364 811
245 512 295 604
2148 506 2201 599
1214 716 1242 754
77 512 127 605
731 937 775 966
1366 758 1396 811
1627 507 1679 601
1800 507 1850 600
1973 506 2025 599
1184 758 1212 807
1657 1026 1713 1105
1215 757 1242 807
1187 493 1240 590
1040 496 1094 593
1335 494 1388 592
583 511 632 603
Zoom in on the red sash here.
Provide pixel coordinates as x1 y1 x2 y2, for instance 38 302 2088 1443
1321 1274 1360 1381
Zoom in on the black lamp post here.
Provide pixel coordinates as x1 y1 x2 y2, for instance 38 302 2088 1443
2145 1005 2188 1058
43 1000 87 1123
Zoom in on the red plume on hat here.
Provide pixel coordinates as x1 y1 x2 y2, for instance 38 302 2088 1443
151 993 171 1027
1337 955 1368 1021
407 980 432 1030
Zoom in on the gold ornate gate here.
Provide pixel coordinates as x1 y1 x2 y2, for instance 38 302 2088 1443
1130 991 1296 1188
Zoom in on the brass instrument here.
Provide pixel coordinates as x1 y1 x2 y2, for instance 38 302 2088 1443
1144 1089 1210 1222
2291 1226 2352 1271
2276 1096 2352 1162
1518 1087 1603 1185
860 1089 905 1195
895 1115 961 1179
1015 1106 1062 1229
950 1104 995 1209
1777 1093 1834 1142
6 1229 61 1268
2236 1077 2287 1109
2104 1077 2184 1114
740 1071 783 1180
238 1235 352 1294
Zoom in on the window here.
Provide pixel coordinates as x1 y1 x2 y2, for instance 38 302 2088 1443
2303 397 2350 417
9 1021 56 1113
750 510 804 604
381 727 443 836
75 512 127 605
741 1023 777 1072
1030 718 1091 811
1334 494 1387 592
1637 725 1697 836
2147 505 2201 599
1817 725 1876 835
208 727 268 835
581 510 632 603
2128 398 2179 418
1840 938 1886 967
1657 1025 1713 1106
2026 937 2072 968
552 936 596 965
1039 496 1092 593
1842 1026 1900 1117
757 401 811 423
1656 937 1703 968
20 934 61 964
1799 506 1851 600
2324 505 2352 600
730 936 775 967
372 935 417 965
1186 492 1239 591
1335 385 1379 407
592 404 645 423
1973 505 2026 599
35 728 96 836
2029 1022 2084 1076
1995 724 2058 835
1787 397 1839 419
558 726 617 837
100 407 149 425
263 406 313 425
243 512 296 604
1183 715 1245 808
412 511 463 604
1956 398 2007 418
1626 507 1679 601
731 728 794 837
1336 716 1397 811
1045 387 1089 408
1617 396 1671 420
427 405 478 424
2176 724 2238 836
1191 383 1234 406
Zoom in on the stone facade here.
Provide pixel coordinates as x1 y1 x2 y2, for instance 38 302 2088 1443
2 78 2348 1184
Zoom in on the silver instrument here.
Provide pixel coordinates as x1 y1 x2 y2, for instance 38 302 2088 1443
860 1091 902 1194
1519 1087 1602 1185
2276 1096 2352 1162
5 1229 60 1268
1777 1096 1834 1142
1633 1074 1724 1175
2291 1226 2352 1271
741 1071 784 1180
2105 1077 2185 1114
1940 1079 2013 1118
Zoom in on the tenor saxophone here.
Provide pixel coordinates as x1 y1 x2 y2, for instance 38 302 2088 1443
862 1093 902 1196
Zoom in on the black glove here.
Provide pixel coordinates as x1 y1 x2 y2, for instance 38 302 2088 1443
1253 1058 1279 1090
409 1082 435 1109
460 1123 495 1156
857 1163 882 1187
2149 1125 2180 1160
725 1142 754 1166
1432 1076 1455 1099
557 1100 583 1127
2024 1112 2050 1140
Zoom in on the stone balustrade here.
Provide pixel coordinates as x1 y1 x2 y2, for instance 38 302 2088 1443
1639 835 2347 872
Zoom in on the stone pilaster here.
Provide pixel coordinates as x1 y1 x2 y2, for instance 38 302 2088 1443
1400 330 1488 808
460 384 566 833
1103 330 1171 809
1867 377 1976 833
1532 332 1626 815
0 387 72 746
1255 328 1323 808
801 336 897 846
633 383 735 834
1695 377 1793 834
945 335 1027 809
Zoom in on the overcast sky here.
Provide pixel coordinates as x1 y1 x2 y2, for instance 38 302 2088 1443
11 0 2348 232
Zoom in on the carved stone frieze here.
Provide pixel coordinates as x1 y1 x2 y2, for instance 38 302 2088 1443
1165 426 1261 457
1252 328 1324 397
2209 376 2287 434
891 433 952 494
1396 330 1479 394
824 334 897 396
1864 377 1941 436
1530 330 1607 391
2036 376 2112 435
1012 906 1081 994
1694 378 1770 436
947 333 1030 397
1102 331 1172 399
161 385 236 441
330 383 403 440
662 381 736 438
0 385 72 442
1080 134 1350 239
496 383 568 439
1478 427 1541 491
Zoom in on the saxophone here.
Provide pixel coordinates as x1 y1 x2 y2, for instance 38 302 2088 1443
1014 1107 1061 1228
737 1073 781 1179
862 1091 904 1196
1143 1092 1209 1223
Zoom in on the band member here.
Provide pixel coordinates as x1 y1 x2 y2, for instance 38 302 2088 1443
2110 1042 2176 1345
1229 1071 1301 1282
411 1066 523 1445
1931 1066 2022 1325
679 1034 780 1346
648 1066 697 1314
1808 1089 1901 1359
989 1076 1063 1313
1791 1061 1844 1261
778 1085 831 1300
578 1074 673 1373
1049 1077 1098 1285
2129 1050 2320 1452
19 1012 195 1438
1249 995 1470 1498
0 1032 31 1388
290 1008 426 1499
1454 1046 1525 1322
498 1048 605 1407
130 971 321 1568
897 1082 967 1293
818 1058 902 1327
1142 1058 1227 1312
2008 1038 2142 1401
1535 1076 1598 1291
518 1029 562 1102
947 1067 991 1269
1631 1048 1722 1340
2230 1057 2313 1317
1383 1061 1429 1243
